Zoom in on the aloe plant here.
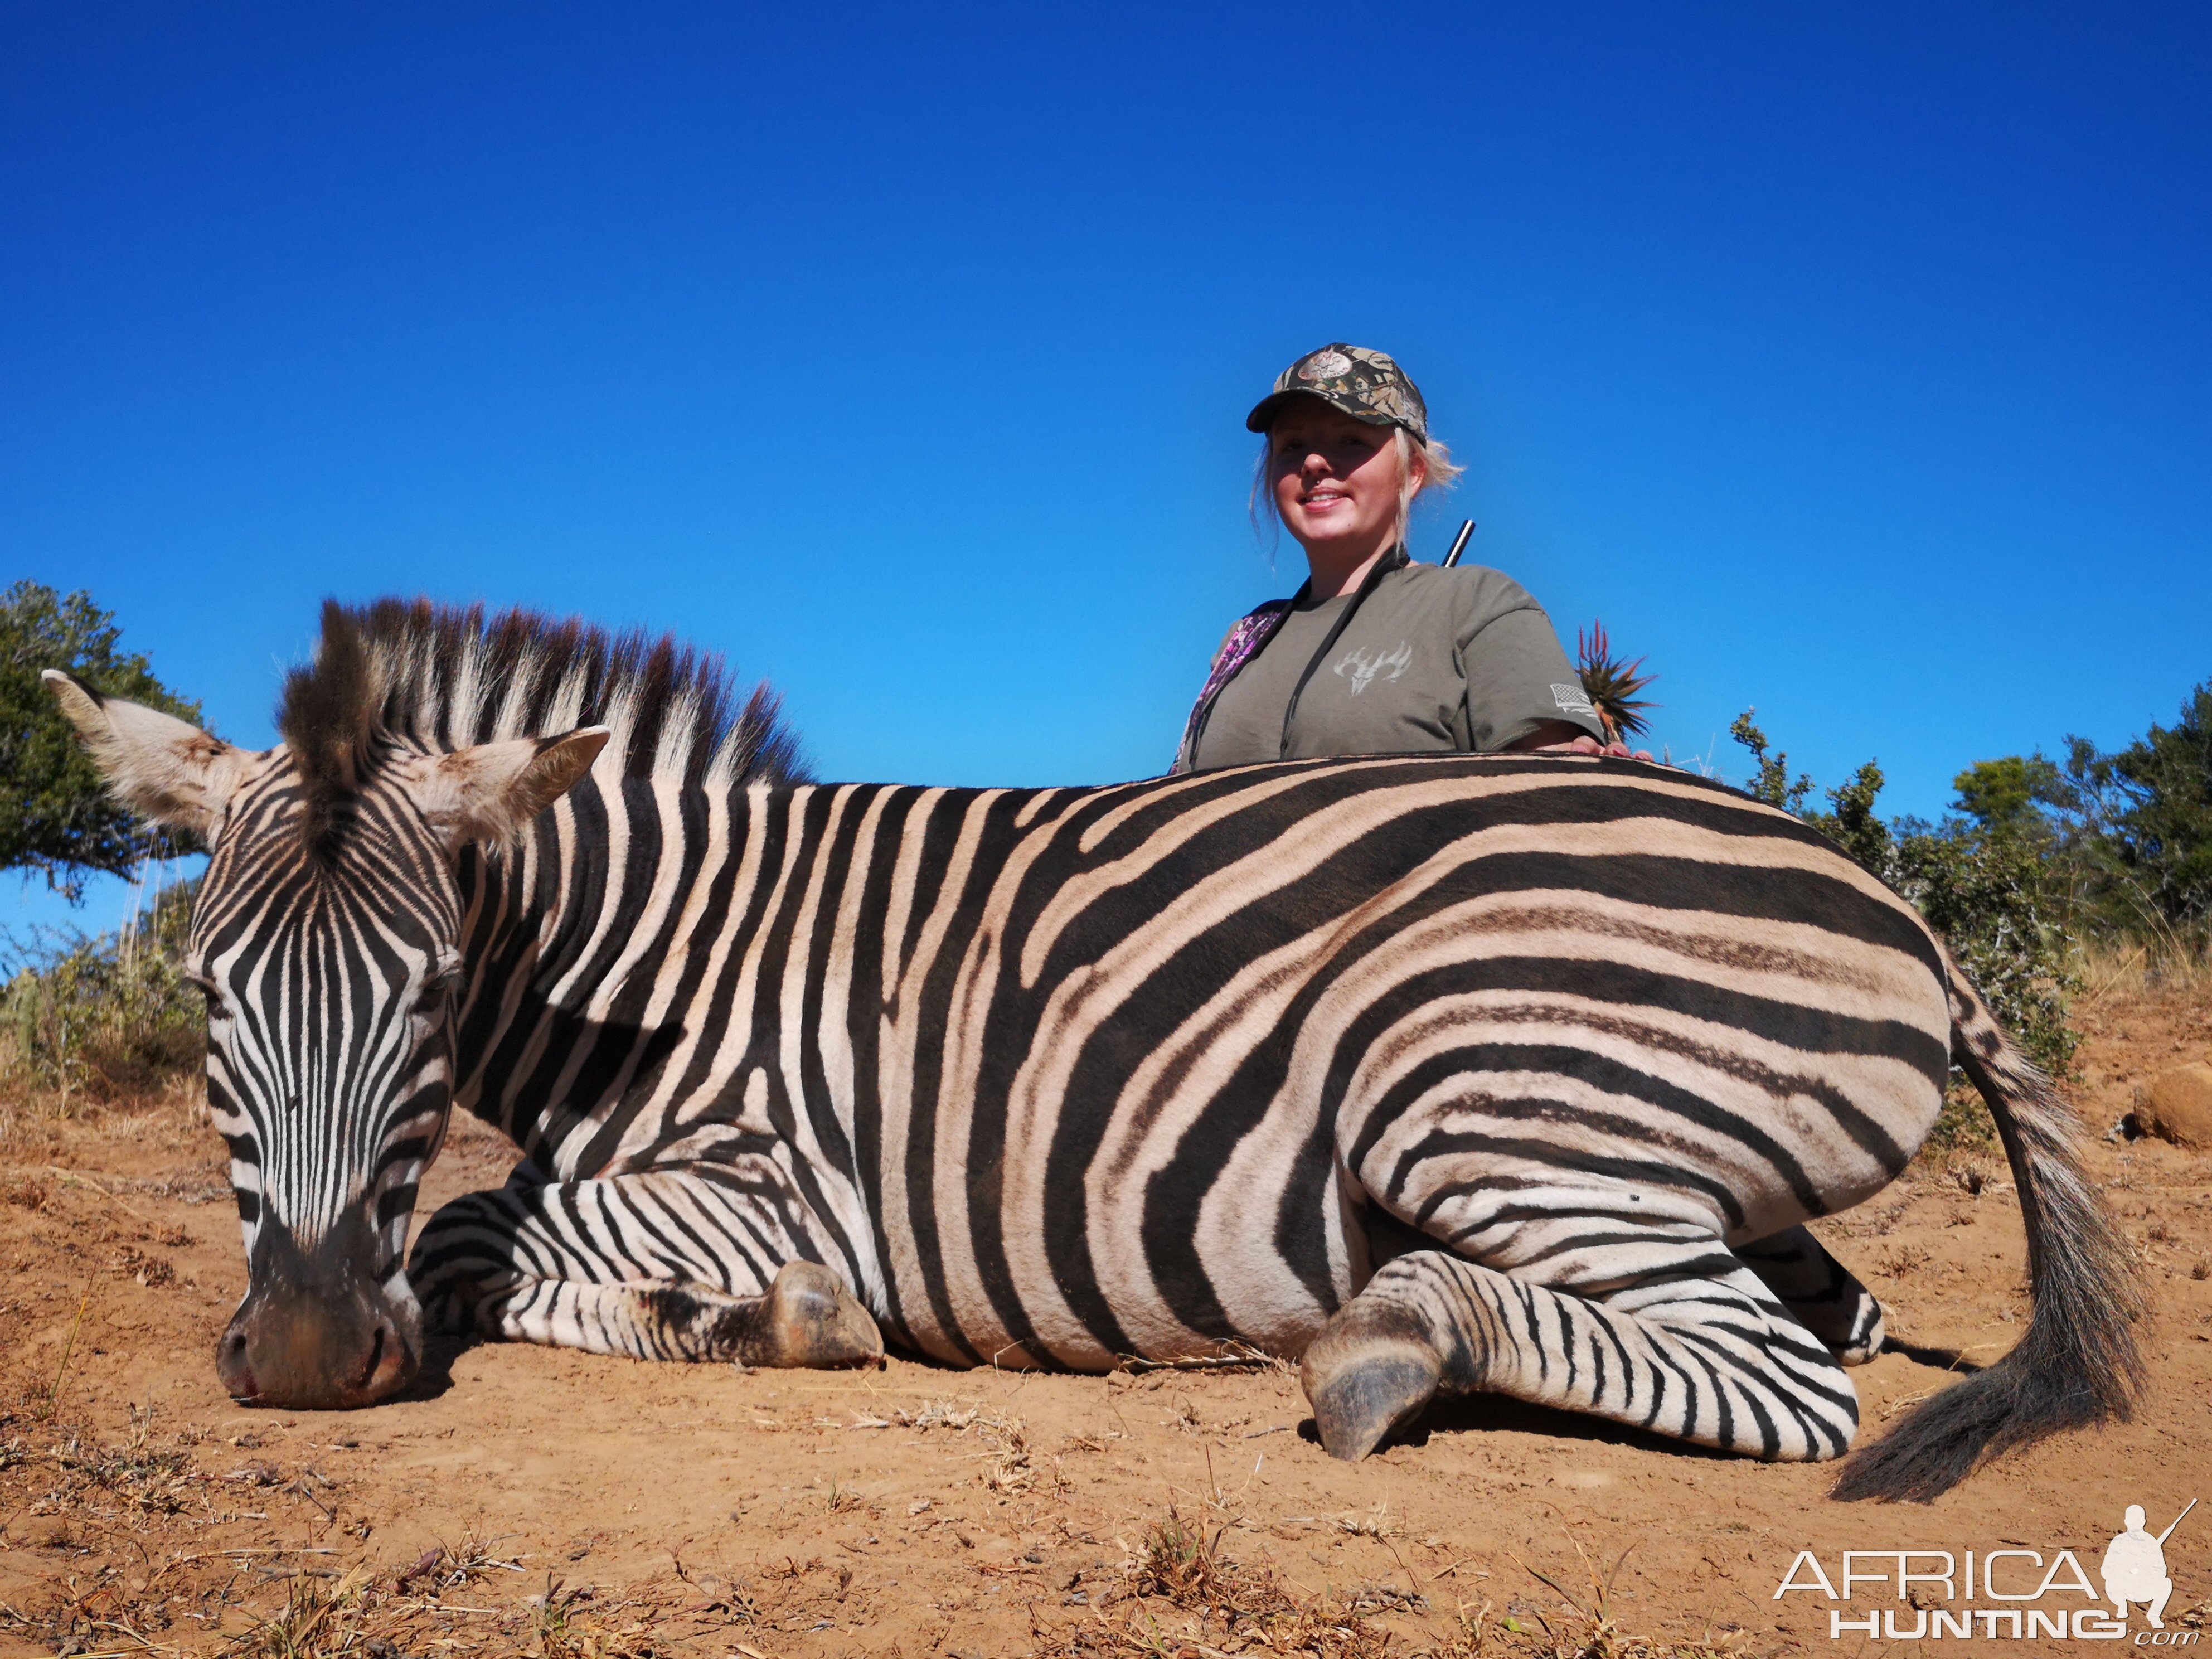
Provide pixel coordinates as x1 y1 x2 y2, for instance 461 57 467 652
1575 620 1658 744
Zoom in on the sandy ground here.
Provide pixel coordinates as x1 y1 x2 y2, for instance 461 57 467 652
2 981 2208 1657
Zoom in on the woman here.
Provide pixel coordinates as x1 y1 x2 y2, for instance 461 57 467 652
1173 343 1643 772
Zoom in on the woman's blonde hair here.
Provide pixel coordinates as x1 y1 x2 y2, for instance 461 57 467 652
1250 423 1463 554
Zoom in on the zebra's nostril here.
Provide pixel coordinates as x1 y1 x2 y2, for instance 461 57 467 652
216 1324 259 1401
356 1325 387 1391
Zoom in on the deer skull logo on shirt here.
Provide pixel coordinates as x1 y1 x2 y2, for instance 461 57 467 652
1334 642 1414 696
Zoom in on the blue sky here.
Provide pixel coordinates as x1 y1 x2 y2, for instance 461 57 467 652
7 3 2209 937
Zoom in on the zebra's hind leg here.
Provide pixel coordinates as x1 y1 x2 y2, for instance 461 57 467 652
1736 1225 1885 1365
1299 1240 1859 1463
407 1165 884 1369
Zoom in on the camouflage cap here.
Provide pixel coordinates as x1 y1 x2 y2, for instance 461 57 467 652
1245 343 1429 444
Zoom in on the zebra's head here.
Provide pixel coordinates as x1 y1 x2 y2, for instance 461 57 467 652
45 620 606 1410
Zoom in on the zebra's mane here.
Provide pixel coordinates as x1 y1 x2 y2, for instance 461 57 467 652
277 599 808 842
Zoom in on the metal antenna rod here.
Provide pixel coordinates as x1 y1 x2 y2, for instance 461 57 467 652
1440 520 1475 567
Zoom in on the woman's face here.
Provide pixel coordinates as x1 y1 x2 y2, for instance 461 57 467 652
1268 399 1416 556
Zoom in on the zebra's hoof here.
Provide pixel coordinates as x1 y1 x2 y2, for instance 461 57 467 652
1833 1307 1886 1367
751 1262 885 1370
1300 1330 1441 1461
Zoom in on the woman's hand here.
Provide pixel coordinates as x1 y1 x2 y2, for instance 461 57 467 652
1508 722 1655 763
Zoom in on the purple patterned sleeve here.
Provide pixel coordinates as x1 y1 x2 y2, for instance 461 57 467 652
1169 600 1293 774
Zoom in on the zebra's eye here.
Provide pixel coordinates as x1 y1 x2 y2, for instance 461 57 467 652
413 963 463 1016
182 963 227 1016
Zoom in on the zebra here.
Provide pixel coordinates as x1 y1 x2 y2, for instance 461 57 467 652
46 598 2143 1502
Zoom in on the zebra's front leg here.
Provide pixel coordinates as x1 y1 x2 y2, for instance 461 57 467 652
406 1164 883 1369
1299 1241 1859 1463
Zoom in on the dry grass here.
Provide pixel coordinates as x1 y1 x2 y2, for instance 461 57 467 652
1025 1502 1751 1659
837 1395 1070 1500
2073 935 2212 1010
1113 1341 1298 1379
1031 1503 1401 1658
222 1565 380 1659
1871 1243 1932 1279
0 1398 864 1658
1 1402 692 1658
0 1402 231 1655
218 1555 673 1659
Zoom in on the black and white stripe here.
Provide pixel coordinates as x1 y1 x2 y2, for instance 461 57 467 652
416 754 1938 1415
122 601 2146 1496
191 740 463 1327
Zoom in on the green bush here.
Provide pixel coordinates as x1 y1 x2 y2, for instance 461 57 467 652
2049 681 2212 956
1 880 205 1100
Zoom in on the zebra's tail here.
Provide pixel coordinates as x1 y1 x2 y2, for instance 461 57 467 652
1831 952 2147 1502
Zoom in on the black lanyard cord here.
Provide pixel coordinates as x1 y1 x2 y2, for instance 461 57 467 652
1277 546 1408 760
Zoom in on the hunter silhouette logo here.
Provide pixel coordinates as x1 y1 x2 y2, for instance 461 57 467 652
2104 1501 2194 1629
1773 1500 2196 1641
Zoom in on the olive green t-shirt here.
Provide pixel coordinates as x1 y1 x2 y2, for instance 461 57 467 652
1183 561 1603 770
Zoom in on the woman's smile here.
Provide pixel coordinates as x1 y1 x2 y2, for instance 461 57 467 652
1270 399 1408 563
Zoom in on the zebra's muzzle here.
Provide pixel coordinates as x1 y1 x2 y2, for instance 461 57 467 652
217 1214 421 1410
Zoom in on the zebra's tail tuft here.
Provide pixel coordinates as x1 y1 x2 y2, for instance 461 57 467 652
1831 955 2147 1502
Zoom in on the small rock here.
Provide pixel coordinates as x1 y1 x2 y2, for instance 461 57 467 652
227 1460 283 1486
2133 1061 2212 1149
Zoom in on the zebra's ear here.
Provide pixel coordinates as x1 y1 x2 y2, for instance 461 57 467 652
43 670 251 839
409 726 611 851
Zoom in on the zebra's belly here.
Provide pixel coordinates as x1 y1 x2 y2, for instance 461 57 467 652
883 1039 1944 1374
884 1224 1360 1371
864 793 1955 1370
897 1275 1343 1373
880 1098 1363 1370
